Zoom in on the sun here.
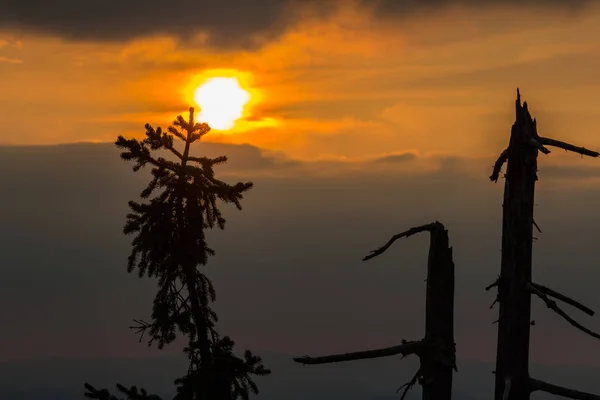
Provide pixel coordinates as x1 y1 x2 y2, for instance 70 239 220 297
193 77 250 130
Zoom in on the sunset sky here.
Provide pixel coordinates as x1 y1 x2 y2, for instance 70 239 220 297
1 0 599 160
2 1 600 398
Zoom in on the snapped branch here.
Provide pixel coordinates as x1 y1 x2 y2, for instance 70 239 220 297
531 282 594 316
363 222 443 261
486 277 500 291
293 340 423 365
527 283 600 340
530 378 600 400
490 148 509 182
539 137 600 158
397 367 422 400
530 138 551 155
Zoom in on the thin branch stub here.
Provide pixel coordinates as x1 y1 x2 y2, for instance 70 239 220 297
490 148 509 182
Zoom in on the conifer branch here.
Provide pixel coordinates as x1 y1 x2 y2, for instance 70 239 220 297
293 340 423 365
83 382 162 400
527 283 600 340
165 144 184 160
362 222 443 261
529 378 600 400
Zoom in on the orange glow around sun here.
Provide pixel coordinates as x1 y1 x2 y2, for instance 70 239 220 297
193 77 250 130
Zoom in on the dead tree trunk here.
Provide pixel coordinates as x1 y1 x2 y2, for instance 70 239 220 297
488 88 600 400
293 221 456 400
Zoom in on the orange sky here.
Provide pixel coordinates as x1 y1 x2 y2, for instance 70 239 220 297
1 2 599 161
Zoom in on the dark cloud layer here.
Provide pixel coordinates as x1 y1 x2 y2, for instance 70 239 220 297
2 142 600 369
0 0 591 48
369 0 590 15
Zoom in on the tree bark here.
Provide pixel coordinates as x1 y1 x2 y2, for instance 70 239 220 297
494 91 537 400
422 223 456 400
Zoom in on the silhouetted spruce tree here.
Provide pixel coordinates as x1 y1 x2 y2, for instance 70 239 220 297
84 107 270 400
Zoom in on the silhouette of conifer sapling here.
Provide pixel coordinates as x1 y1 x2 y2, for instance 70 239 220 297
294 221 456 400
84 107 270 400
487 89 600 400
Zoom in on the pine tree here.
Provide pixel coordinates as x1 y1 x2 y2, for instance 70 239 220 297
84 107 270 400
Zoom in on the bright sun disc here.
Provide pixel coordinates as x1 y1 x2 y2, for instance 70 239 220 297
193 77 250 130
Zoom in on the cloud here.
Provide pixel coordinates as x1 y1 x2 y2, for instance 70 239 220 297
540 163 600 180
368 151 419 164
0 0 321 49
364 0 590 16
0 56 21 63
2 142 600 365
0 0 592 49
1 2 600 161
0 37 23 63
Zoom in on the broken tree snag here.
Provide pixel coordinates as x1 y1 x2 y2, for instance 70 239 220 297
529 378 600 400
527 283 600 340
293 221 455 400
489 89 600 400
421 223 456 400
293 340 423 365
491 88 540 400
366 221 456 400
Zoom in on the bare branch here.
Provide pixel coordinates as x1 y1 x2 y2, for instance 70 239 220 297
527 283 600 340
397 367 421 400
529 138 551 155
530 378 600 400
293 340 423 365
486 277 500 291
490 148 509 182
531 282 594 316
539 137 600 158
363 222 442 261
